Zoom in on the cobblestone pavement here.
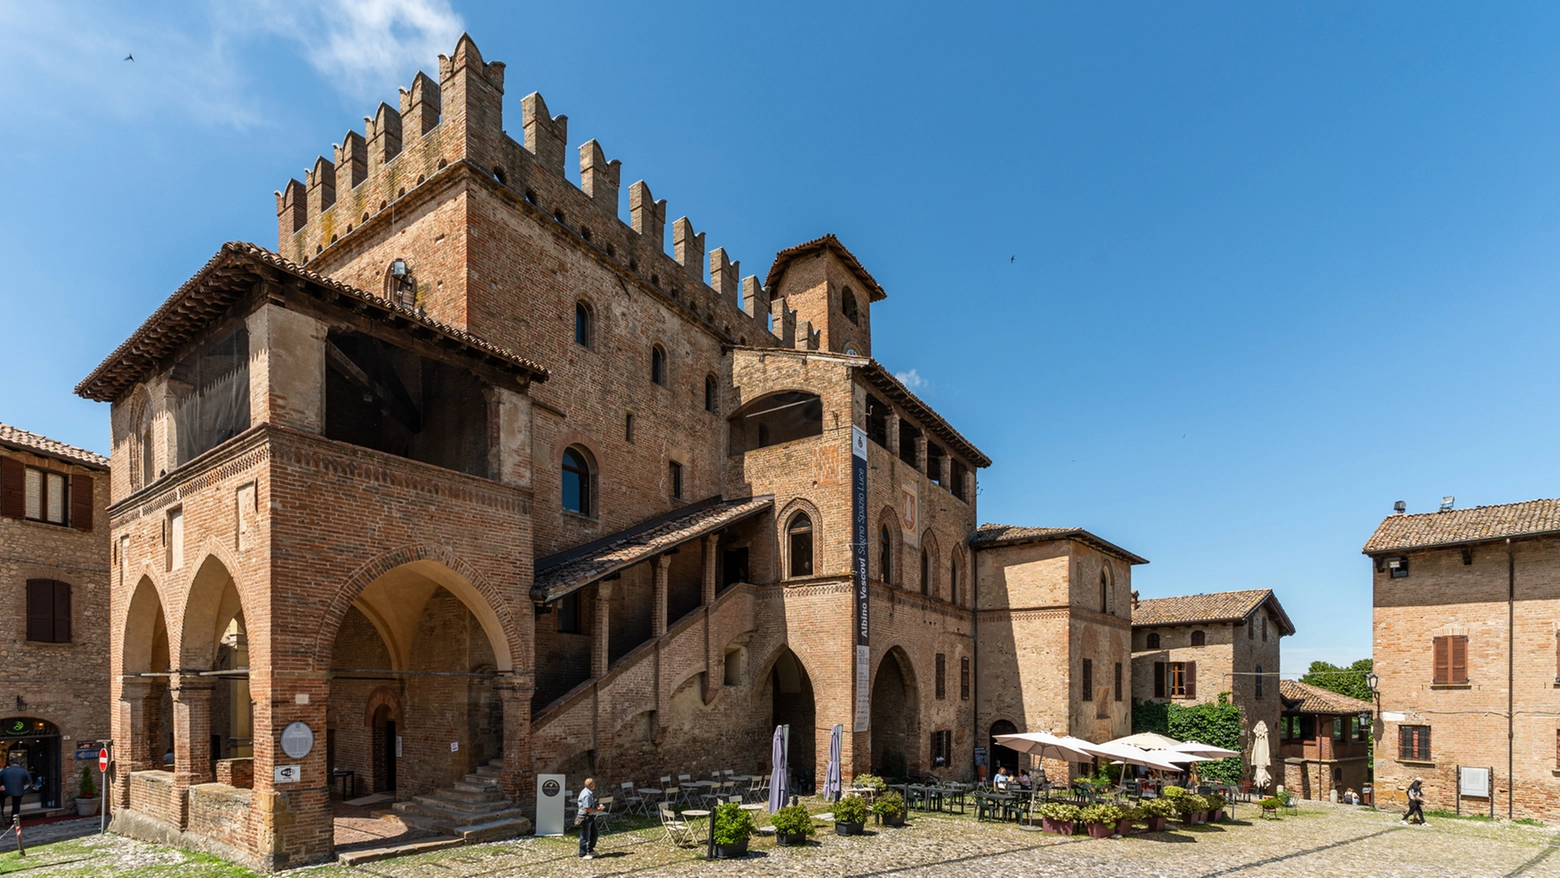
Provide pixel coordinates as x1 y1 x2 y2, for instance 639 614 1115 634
5 801 1560 877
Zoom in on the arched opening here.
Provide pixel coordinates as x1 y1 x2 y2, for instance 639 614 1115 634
704 375 718 413
1147 632 1161 649
329 559 511 800
1100 567 1111 614
181 557 252 770
562 445 595 517
841 287 859 324
920 548 930 596
988 719 1021 778
574 302 593 348
879 522 894 585
0 718 62 812
1255 665 1264 698
727 391 822 455
1191 630 1206 647
950 552 962 606
651 345 668 386
786 512 814 578
768 648 817 795
870 648 919 779
122 577 173 773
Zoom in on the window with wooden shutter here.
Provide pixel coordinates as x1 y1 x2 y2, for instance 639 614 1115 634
1450 635 1467 684
1555 730 1559 770
960 656 970 700
935 653 946 700
1433 636 1449 684
1185 660 1197 700
1082 659 1093 702
0 457 22 519
70 474 92 531
1434 635 1468 684
1115 662 1123 702
25 579 69 643
1555 632 1559 684
1154 661 1166 698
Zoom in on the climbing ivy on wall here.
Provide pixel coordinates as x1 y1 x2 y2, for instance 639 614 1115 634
1132 692 1245 784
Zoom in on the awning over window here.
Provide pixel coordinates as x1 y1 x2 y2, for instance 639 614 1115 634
531 495 774 603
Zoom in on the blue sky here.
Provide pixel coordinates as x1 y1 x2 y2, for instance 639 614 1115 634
5 1 1560 676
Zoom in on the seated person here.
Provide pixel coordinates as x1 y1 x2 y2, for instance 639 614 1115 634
992 766 1010 789
1016 769 1033 790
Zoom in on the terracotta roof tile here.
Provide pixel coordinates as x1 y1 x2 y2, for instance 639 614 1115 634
764 234 887 302
970 523 1148 565
1131 588 1296 636
1279 679 1373 715
532 496 773 602
1362 498 1560 554
0 423 109 469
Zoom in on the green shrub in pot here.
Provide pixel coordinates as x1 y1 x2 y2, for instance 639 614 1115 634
834 794 870 825
1079 803 1124 825
771 804 814 844
713 803 756 846
872 791 907 825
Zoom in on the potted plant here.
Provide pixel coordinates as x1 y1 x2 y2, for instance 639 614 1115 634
1162 784 1186 801
1079 803 1125 839
1204 791 1227 822
772 804 814 846
1177 794 1210 825
833 794 869 836
1140 797 1175 832
1116 804 1141 836
852 773 887 793
872 790 907 827
1035 802 1079 835
76 765 100 817
1260 796 1282 818
711 802 755 858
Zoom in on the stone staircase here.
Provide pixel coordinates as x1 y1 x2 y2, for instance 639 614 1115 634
387 760 531 843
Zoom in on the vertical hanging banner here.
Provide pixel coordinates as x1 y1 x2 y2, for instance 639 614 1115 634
852 426 871 732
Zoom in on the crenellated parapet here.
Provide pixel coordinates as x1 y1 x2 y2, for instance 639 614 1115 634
272 33 779 344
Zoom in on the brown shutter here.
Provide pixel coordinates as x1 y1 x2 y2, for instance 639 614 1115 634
1433 636 1450 684
1154 661 1166 698
0 457 22 519
1450 635 1468 684
1185 660 1197 700
25 580 53 642
69 474 93 531
1555 632 1559 683
52 581 70 643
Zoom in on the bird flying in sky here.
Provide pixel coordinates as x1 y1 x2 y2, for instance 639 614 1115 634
124 54 134 62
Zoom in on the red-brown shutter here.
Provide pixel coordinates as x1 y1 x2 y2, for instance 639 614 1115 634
25 580 53 642
1185 661 1197 700
1433 636 1449 685
1450 635 1468 685
70 474 93 531
0 457 22 519
1154 661 1166 698
52 581 70 643
1555 633 1559 683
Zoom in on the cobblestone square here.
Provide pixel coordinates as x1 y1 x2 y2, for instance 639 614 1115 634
4 801 1558 877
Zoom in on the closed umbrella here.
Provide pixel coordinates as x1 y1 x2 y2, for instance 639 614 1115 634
1251 721 1272 791
823 723 843 803
1171 740 1240 759
768 725 790 814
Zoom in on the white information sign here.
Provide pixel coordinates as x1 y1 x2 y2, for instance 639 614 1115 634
274 765 301 784
536 774 566 837
854 645 871 732
1459 766 1491 797
280 722 315 759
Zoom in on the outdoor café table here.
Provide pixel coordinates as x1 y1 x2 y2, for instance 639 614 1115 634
920 785 946 813
942 783 968 814
330 769 356 800
739 802 766 823
638 787 664 813
906 784 928 811
680 808 710 835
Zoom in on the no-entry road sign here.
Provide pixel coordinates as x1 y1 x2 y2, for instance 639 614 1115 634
98 749 108 772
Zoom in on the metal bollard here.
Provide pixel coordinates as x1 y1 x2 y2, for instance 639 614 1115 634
12 814 22 857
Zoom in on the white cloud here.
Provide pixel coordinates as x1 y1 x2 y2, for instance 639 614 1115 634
241 0 464 101
895 368 928 392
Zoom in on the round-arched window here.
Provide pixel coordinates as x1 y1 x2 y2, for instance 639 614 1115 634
705 375 718 413
575 302 593 347
787 513 813 578
1191 630 1206 647
880 524 894 585
841 287 859 324
1146 632 1161 650
562 447 593 516
651 345 667 386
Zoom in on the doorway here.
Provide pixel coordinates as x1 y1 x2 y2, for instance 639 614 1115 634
0 718 62 812
989 720 1021 777
769 649 816 794
371 707 396 793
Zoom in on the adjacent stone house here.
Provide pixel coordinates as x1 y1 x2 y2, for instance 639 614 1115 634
1364 498 1560 822
0 423 110 813
1278 679 1372 802
1130 588 1292 778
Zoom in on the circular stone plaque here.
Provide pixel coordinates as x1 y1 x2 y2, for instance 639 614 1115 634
280 721 315 759
542 779 561 797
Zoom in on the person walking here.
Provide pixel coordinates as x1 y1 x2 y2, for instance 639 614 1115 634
576 777 603 859
0 758 32 824
1400 777 1427 826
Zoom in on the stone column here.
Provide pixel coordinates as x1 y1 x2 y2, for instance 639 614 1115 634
652 556 671 638
245 302 327 435
497 672 535 808
592 581 613 678
886 413 901 458
114 678 155 812
484 386 534 489
914 435 928 475
935 454 950 486
169 676 216 828
702 534 718 605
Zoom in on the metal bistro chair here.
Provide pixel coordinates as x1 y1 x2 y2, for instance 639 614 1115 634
594 793 617 831
619 782 646 816
660 775 682 809
676 774 694 805
658 802 696 848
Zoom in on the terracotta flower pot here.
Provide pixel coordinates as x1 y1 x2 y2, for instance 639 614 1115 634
1146 817 1168 832
1086 821 1113 839
1115 818 1133 836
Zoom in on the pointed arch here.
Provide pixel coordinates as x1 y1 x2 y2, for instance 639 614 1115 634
919 530 940 598
878 507 899 586
179 554 249 670
122 575 171 677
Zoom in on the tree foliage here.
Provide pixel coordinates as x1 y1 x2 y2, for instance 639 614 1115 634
1132 692 1244 784
1299 659 1373 703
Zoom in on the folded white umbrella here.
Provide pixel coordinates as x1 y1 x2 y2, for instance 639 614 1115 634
1170 740 1241 759
1078 741 1184 773
993 731 1097 764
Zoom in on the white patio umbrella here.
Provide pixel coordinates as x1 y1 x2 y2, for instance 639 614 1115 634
993 731 1097 764
1079 741 1184 773
1171 740 1240 759
1159 751 1213 765
1106 731 1181 751
1250 720 1272 791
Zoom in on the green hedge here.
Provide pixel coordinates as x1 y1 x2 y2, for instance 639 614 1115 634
1132 693 1243 784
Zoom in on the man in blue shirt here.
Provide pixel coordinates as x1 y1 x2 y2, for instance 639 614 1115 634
576 777 602 858
0 759 32 824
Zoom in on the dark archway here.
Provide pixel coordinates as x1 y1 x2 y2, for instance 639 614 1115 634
0 718 61 812
870 648 919 780
989 720 1021 777
769 649 816 795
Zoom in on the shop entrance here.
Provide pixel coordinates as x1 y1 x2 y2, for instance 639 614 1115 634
0 718 62 813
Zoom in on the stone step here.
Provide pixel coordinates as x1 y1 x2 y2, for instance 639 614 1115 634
447 782 507 801
474 764 502 779
393 798 527 829
336 835 464 867
459 815 532 844
461 774 501 788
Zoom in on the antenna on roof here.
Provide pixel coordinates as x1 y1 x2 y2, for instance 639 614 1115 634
1439 496 1455 513
1393 500 1406 514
